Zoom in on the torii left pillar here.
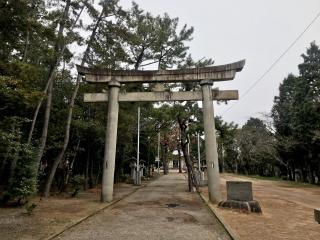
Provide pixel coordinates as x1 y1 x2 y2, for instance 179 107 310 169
201 80 221 203
101 80 120 202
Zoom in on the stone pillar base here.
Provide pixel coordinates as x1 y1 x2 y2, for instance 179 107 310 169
218 200 262 213
195 170 208 187
133 170 141 185
315 208 320 223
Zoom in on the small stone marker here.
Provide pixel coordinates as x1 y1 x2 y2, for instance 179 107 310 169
195 170 208 187
315 208 320 224
219 181 262 213
227 181 253 201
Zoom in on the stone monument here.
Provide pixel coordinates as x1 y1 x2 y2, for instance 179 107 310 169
218 181 262 213
315 208 320 223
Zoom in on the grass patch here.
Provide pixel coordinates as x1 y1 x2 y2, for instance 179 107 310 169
231 174 320 188
245 175 282 181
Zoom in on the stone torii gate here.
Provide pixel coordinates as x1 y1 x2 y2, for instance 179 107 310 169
77 59 245 203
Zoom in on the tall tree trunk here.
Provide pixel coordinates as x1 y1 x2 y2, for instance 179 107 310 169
178 149 182 173
161 145 164 174
62 139 80 191
292 163 296 181
134 47 145 70
288 166 293 181
9 137 21 183
302 168 307 182
181 140 199 192
163 144 169 174
0 146 11 184
27 0 84 144
146 141 150 176
22 0 37 62
35 80 53 169
220 144 225 173
178 117 199 192
309 165 315 184
95 160 101 186
84 148 90 190
235 158 238 174
30 0 72 167
43 6 105 197
89 151 94 188
27 66 59 145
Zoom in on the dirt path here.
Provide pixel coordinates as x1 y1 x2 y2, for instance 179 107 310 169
55 173 231 240
202 174 320 240
0 183 142 240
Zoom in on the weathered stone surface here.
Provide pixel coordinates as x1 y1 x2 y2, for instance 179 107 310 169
77 60 245 83
315 208 320 223
218 200 262 213
101 81 120 202
199 179 208 187
227 181 253 201
201 80 221 203
195 170 208 187
219 181 261 213
84 90 238 102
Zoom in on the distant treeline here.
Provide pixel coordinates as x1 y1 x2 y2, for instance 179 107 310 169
217 42 320 184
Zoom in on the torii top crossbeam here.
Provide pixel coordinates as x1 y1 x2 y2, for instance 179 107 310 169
77 60 245 83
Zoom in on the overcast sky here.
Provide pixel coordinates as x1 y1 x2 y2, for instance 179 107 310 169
118 0 320 126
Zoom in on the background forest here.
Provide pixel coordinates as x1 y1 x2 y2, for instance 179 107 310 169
0 0 319 205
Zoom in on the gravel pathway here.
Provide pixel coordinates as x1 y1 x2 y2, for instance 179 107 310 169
55 172 231 240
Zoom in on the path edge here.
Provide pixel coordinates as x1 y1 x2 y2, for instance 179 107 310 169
198 192 240 240
44 175 162 240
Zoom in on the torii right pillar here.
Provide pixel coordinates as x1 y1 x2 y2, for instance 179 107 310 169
201 80 221 203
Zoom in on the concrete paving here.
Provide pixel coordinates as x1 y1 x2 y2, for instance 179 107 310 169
55 172 231 240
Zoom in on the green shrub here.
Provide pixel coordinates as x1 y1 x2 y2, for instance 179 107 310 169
7 144 38 205
70 175 85 197
115 174 130 183
24 202 37 215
